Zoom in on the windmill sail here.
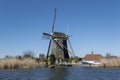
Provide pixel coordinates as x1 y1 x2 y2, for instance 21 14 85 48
52 8 56 32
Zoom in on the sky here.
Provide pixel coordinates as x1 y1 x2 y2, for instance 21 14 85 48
0 0 120 58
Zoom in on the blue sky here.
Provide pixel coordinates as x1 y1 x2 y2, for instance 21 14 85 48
0 0 120 58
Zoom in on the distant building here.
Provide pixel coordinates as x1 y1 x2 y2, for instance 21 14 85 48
82 53 103 65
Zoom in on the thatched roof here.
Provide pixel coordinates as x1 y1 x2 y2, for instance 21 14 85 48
83 54 103 61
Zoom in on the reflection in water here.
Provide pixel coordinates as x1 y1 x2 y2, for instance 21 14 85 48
49 67 68 80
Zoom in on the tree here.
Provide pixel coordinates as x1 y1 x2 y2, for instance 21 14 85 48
39 53 45 61
106 53 111 58
23 50 35 58
5 55 12 59
16 55 22 60
49 54 55 65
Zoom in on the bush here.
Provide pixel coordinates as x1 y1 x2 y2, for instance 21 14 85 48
49 54 55 65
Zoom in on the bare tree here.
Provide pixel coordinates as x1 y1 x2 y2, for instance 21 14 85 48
106 53 111 58
23 50 35 58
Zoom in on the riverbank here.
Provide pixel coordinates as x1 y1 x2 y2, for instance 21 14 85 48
81 57 120 67
0 58 42 69
100 57 120 67
1 57 120 69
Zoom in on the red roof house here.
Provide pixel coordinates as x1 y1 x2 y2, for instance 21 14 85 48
83 54 103 61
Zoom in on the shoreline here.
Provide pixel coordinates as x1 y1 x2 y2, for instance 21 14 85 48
1 57 120 69
0 58 43 69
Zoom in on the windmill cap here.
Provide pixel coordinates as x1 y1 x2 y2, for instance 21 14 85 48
52 32 67 39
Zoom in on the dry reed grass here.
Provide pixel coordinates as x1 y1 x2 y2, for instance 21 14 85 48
0 58 42 69
100 57 120 67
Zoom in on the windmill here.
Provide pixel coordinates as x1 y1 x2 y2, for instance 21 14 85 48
43 9 75 61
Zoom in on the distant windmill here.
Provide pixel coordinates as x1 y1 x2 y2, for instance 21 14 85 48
43 9 75 60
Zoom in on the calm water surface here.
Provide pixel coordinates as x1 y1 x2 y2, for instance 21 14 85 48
0 67 120 80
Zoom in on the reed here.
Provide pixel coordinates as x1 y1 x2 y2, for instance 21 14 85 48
100 57 120 67
0 58 42 69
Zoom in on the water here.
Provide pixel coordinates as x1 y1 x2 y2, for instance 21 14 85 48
0 67 120 80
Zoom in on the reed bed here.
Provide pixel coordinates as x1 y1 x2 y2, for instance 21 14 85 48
1 57 120 69
0 58 42 69
100 57 120 67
